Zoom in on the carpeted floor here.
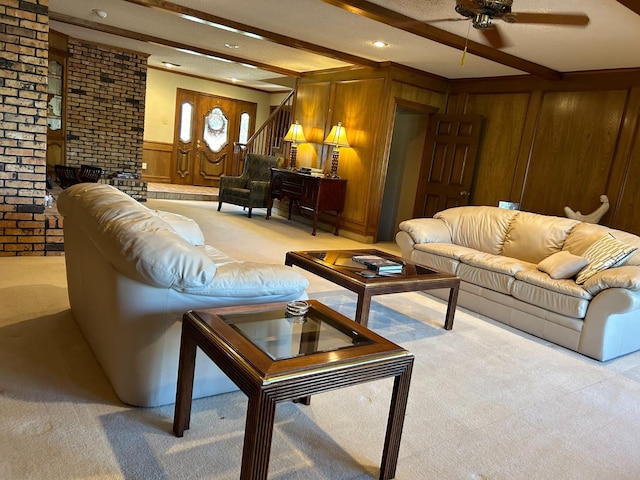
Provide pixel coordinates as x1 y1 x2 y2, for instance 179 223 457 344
2 200 640 479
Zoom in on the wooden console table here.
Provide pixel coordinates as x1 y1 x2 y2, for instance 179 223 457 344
266 168 347 236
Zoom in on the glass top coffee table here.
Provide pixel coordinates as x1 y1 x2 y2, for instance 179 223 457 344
285 249 460 329
173 300 414 480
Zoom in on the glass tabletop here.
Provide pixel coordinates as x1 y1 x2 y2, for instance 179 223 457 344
219 307 373 361
298 249 439 278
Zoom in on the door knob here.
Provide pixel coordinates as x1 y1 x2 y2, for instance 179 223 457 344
460 191 470 196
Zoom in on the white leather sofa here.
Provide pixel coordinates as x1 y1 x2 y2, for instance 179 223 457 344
58 183 309 407
396 206 640 361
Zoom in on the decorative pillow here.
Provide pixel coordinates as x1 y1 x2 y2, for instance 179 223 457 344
537 251 589 280
575 233 638 284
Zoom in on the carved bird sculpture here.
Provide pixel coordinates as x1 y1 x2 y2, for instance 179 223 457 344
564 195 609 224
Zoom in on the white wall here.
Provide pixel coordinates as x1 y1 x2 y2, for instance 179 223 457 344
144 68 286 143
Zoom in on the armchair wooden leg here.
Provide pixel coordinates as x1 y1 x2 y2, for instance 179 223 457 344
218 202 222 212
247 208 252 218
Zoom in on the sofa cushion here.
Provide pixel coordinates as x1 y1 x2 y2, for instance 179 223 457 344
456 264 515 295
501 211 579 264
434 206 518 255
513 269 592 318
575 233 638 284
410 246 461 275
198 244 240 266
153 210 205 245
537 251 589 280
455 252 533 295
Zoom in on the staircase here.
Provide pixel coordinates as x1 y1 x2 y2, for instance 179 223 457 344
233 90 294 174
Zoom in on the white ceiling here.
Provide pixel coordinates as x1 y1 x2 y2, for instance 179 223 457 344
49 0 640 92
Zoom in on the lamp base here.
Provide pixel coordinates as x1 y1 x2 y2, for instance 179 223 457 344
289 144 298 170
329 150 340 178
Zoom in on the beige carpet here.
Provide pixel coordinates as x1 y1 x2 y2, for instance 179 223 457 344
2 200 640 479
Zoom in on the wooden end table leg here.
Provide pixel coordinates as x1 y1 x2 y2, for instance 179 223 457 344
333 211 342 235
444 283 460 330
241 390 277 480
173 320 198 437
379 359 414 480
355 292 373 327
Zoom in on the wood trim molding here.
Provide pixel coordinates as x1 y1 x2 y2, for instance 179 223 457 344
321 0 562 80
49 12 299 77
122 0 380 69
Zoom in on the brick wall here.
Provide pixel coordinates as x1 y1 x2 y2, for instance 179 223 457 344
66 39 148 200
0 0 49 256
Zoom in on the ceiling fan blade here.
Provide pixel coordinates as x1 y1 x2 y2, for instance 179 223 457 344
428 17 470 23
480 25 509 49
503 12 590 26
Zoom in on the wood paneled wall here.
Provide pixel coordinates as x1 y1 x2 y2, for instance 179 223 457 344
295 66 448 242
447 70 640 235
142 141 172 183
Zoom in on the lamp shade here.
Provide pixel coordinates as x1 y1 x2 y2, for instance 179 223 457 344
283 121 307 144
323 122 350 148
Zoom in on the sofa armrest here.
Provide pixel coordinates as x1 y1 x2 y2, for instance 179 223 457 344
398 218 452 244
583 266 640 296
177 262 309 297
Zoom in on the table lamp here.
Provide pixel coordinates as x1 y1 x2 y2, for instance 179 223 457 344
323 122 350 178
283 121 307 169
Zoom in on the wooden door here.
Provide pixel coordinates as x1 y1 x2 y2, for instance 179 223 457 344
413 114 483 218
172 89 256 186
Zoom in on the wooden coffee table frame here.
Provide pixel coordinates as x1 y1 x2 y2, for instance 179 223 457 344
285 249 460 329
173 300 414 480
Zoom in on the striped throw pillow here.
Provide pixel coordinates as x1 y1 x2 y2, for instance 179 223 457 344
575 233 638 284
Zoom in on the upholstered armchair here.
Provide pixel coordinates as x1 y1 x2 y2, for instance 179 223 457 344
218 153 284 218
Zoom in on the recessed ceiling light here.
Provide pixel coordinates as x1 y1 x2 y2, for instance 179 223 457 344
162 61 180 68
231 77 238 82
92 9 107 19
224 43 239 49
372 40 388 48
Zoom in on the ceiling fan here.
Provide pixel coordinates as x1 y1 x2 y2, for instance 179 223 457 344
440 0 590 49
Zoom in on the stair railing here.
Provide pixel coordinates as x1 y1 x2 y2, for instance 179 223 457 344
233 90 294 174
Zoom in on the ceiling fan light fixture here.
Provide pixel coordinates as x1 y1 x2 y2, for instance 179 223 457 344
472 14 493 29
92 9 108 19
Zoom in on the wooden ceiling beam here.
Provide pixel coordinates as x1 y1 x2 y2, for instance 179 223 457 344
49 12 301 78
322 0 563 80
122 0 380 69
617 0 640 16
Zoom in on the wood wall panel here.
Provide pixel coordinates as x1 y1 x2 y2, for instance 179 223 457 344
456 93 530 207
449 72 640 235
295 82 331 169
522 90 627 217
142 141 172 183
331 78 386 228
608 87 640 230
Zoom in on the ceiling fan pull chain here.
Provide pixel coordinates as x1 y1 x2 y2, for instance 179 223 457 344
461 19 472 66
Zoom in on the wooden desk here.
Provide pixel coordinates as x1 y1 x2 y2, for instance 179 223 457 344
266 168 347 236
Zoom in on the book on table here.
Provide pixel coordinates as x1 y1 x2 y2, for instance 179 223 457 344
352 254 404 272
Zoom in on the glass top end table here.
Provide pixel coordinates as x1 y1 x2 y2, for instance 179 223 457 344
285 249 460 329
173 300 414 480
